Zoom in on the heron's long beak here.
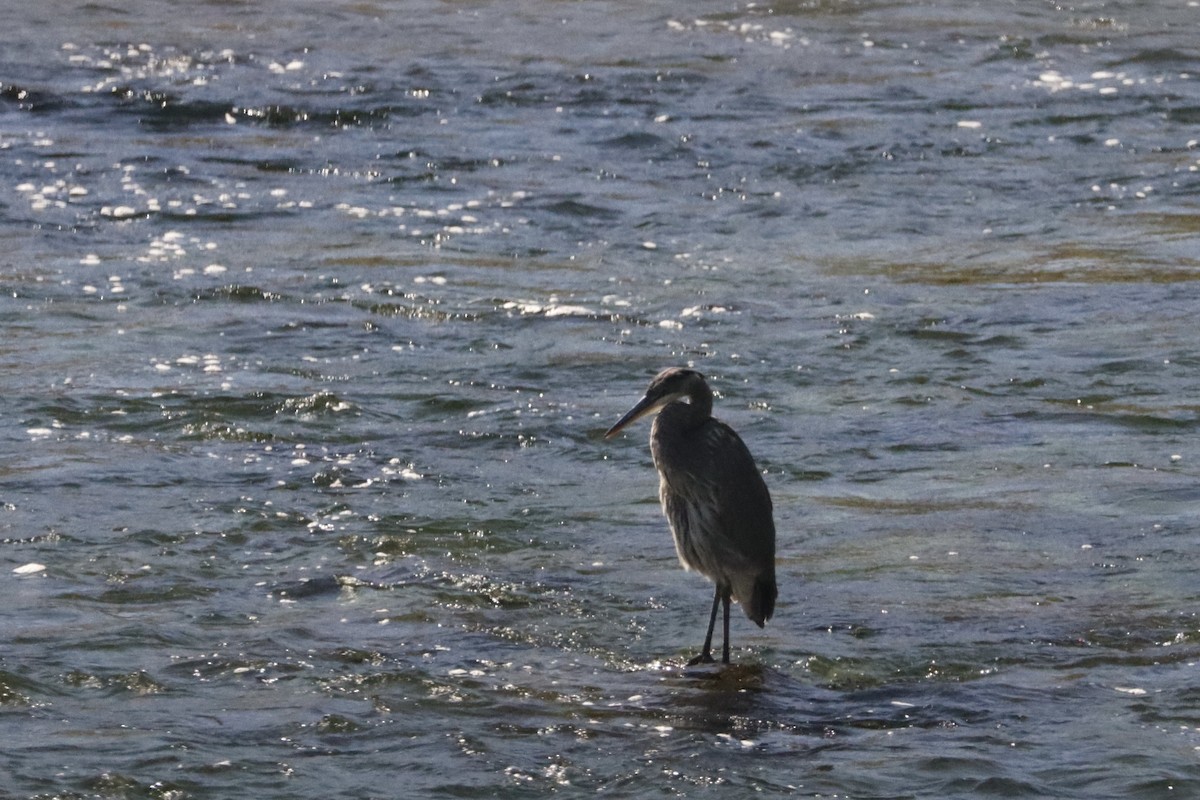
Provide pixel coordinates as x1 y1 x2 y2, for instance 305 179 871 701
604 394 667 439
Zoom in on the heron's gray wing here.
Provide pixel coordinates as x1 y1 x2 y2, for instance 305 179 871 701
698 420 775 564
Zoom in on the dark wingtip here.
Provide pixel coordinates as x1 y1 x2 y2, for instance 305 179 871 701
750 575 777 626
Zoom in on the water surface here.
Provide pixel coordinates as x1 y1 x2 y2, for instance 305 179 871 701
2 1 1199 797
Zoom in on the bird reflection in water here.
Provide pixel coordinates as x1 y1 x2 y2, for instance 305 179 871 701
606 367 777 666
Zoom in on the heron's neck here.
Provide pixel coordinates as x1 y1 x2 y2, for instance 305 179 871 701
657 387 712 432
687 384 713 419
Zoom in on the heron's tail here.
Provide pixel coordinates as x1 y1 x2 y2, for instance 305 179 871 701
740 572 777 628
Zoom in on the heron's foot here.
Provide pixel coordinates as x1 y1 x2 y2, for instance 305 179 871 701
686 652 716 666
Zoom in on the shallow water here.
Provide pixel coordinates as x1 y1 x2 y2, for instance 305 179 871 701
3 0 1199 797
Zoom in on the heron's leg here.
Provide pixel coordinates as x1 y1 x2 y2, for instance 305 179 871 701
720 593 731 664
687 587 721 665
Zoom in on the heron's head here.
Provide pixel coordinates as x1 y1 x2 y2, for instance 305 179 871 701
604 367 709 439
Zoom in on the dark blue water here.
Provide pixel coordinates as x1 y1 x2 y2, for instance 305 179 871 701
3 1 1199 797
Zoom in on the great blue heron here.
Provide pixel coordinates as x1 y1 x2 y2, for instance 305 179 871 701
605 367 777 665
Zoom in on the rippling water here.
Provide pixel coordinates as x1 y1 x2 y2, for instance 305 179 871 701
3 1 1199 797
